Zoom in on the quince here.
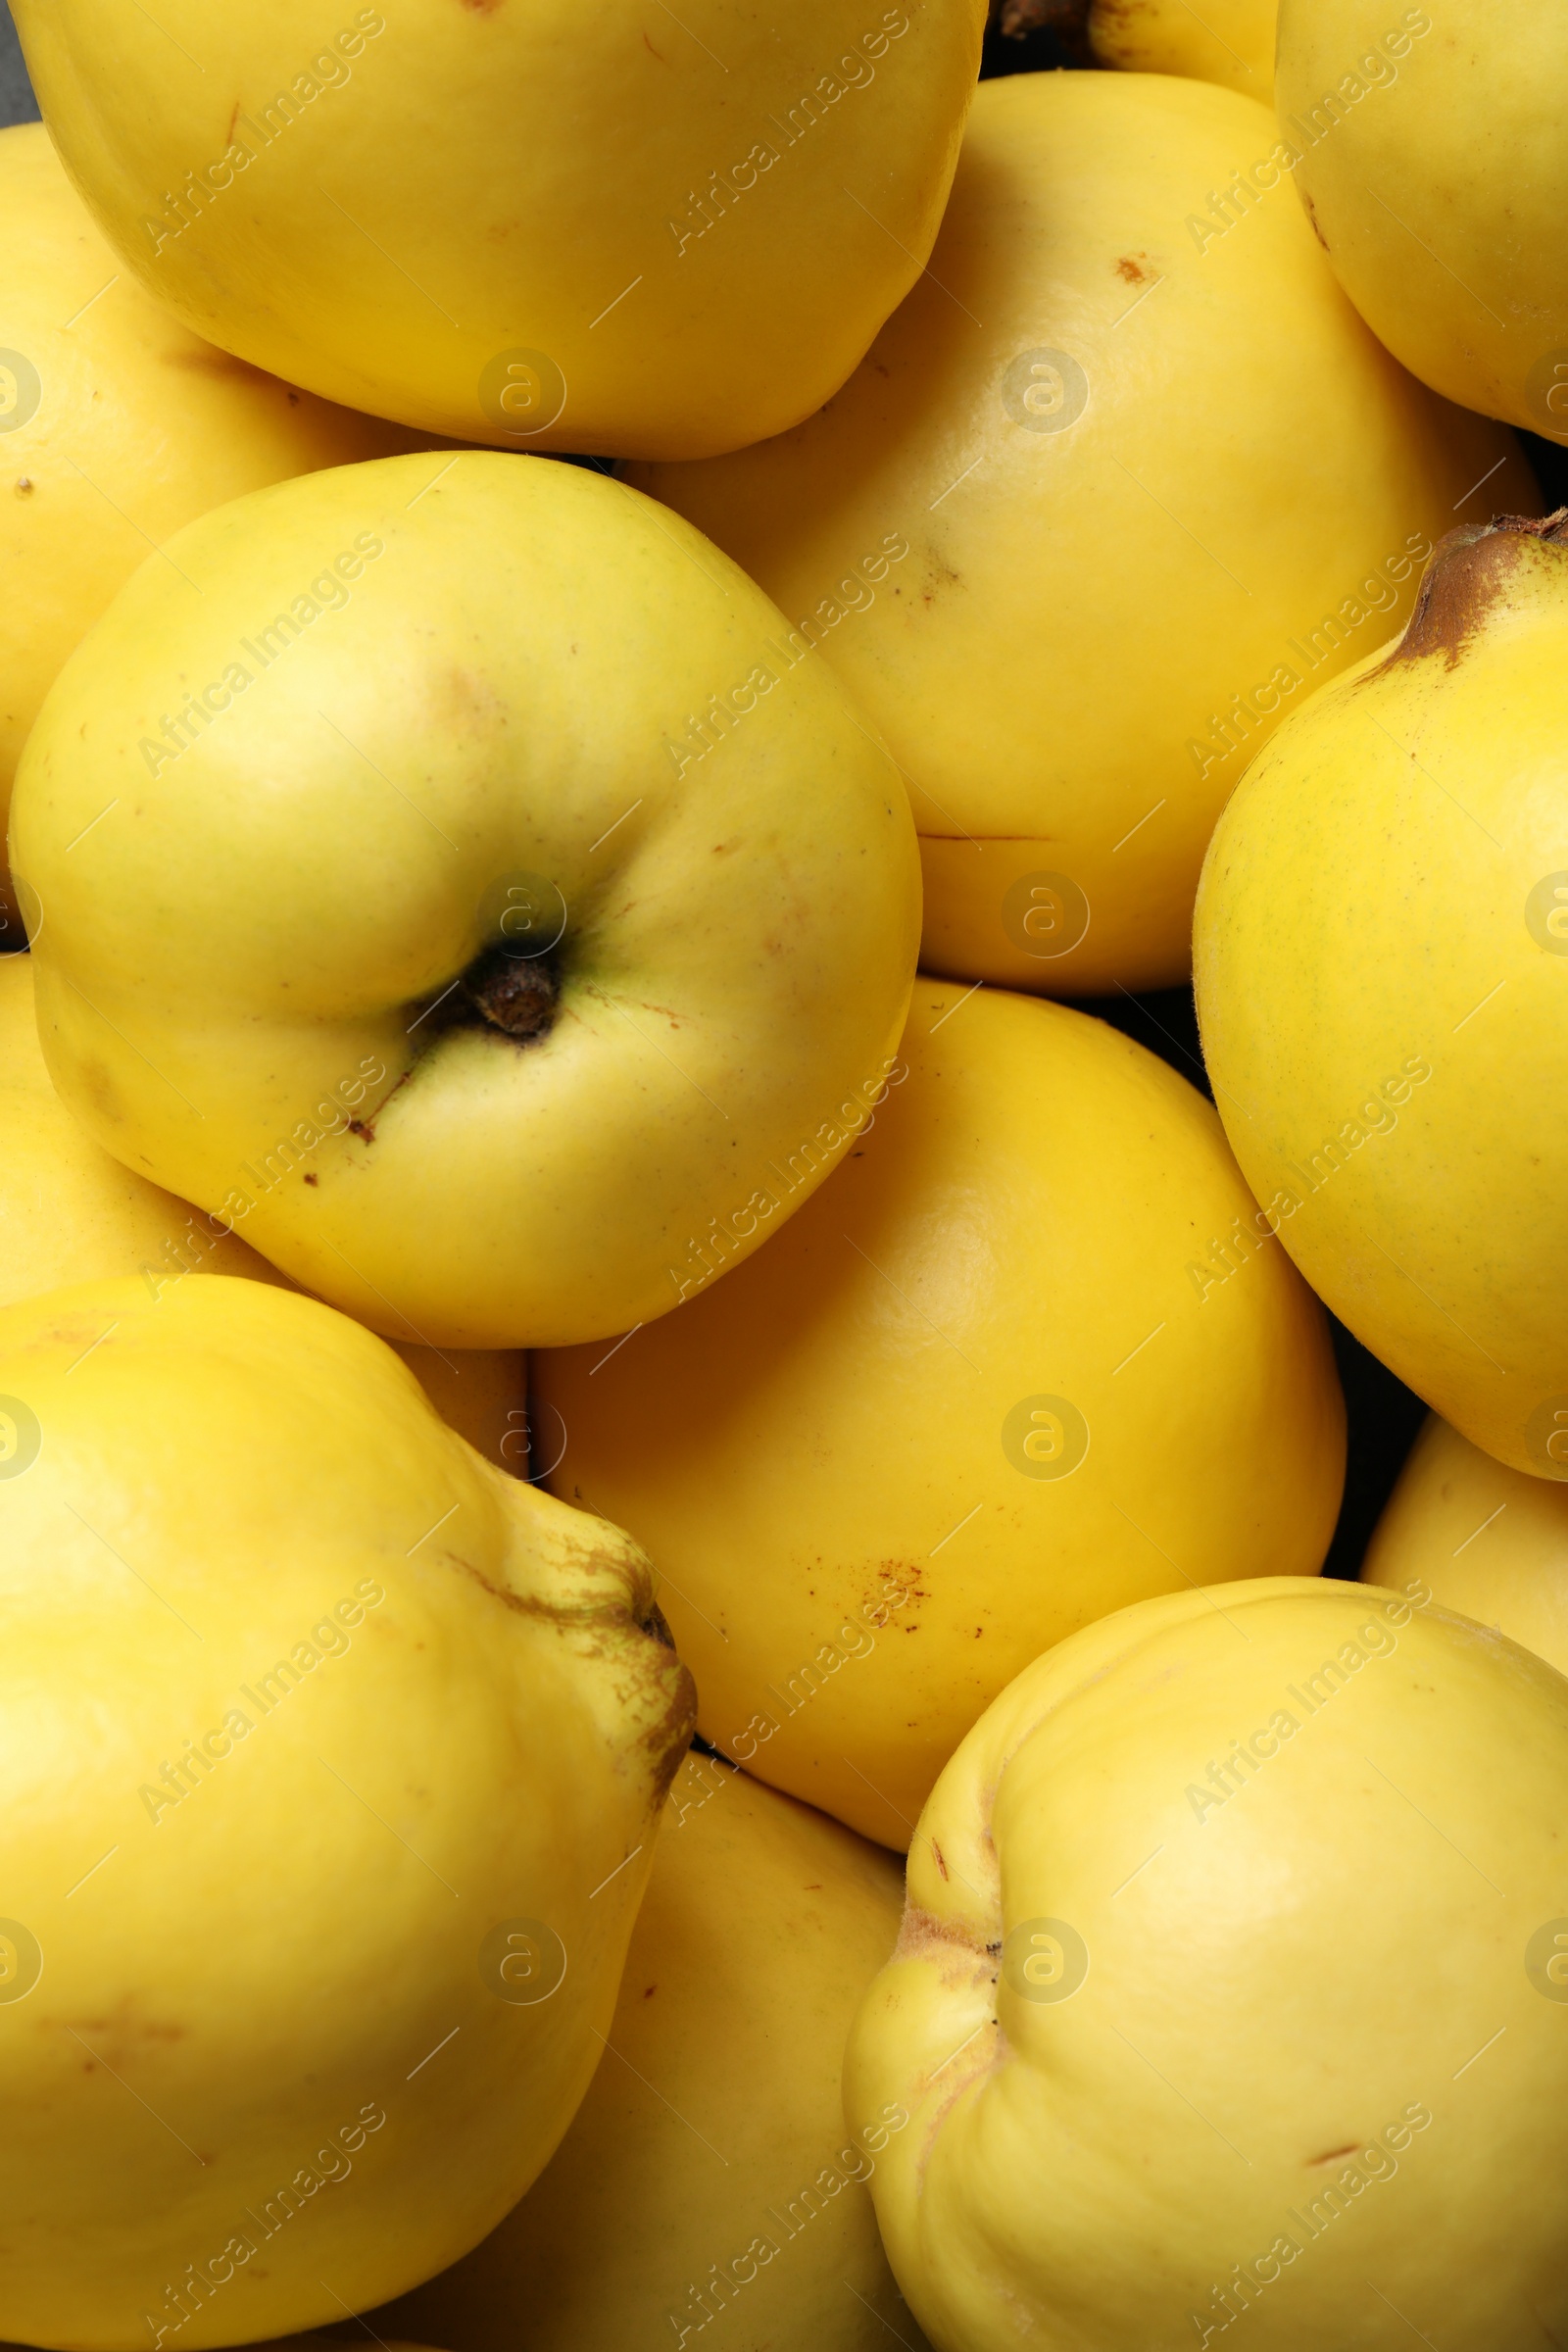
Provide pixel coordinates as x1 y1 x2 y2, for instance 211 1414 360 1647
0 1274 693 2347
11 451 919 1348
10 0 985 459
848 1579 1568 2347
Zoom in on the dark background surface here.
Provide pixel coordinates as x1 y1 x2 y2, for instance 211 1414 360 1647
1 3 36 122
2 1 1559 1580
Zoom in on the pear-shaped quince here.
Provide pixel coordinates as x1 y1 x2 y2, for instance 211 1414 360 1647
0 1273 693 2349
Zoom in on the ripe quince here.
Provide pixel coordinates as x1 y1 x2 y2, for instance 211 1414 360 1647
1277 0 1568 439
10 0 985 459
537 979 1343 1844
848 1579 1568 2347
0 1274 693 2347
1196 514 1568 1477
11 451 920 1348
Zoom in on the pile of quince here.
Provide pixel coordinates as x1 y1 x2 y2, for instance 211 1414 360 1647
0 0 1564 2345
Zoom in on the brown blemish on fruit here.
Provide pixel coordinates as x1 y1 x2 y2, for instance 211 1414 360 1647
1114 255 1147 283
1301 189 1330 251
932 1840 950 1881
348 1067 412 1145
1382 510 1568 671
644 28 665 57
1310 2142 1359 2166
225 100 240 142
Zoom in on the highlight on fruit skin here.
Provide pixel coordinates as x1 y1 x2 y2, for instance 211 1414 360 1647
1363 1412 1568 1679
1276 0 1568 440
0 1273 694 2350
846 1577 1568 2350
10 449 921 1351
632 68 1532 997
0 119 429 939
9 0 987 460
536 978 1345 1848
1195 510 1568 1479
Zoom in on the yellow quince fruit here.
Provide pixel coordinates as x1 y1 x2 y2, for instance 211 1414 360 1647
0 1272 693 2350
630 71 1527 994
1276 0 1568 440
1195 514 1568 1477
10 450 920 1349
10 0 985 459
537 978 1344 1845
847 1578 1568 2348
0 121 424 933
378 1754 929 2352
1364 1412 1568 1678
